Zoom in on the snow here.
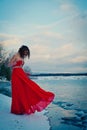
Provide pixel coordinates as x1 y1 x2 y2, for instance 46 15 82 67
0 94 50 130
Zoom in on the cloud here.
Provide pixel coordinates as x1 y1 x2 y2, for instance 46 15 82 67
60 3 78 12
43 31 63 39
0 27 86 70
69 11 87 40
53 0 79 17
29 42 76 65
30 44 51 62
0 0 87 73
0 33 24 50
35 2 80 33
70 48 87 63
50 43 76 61
71 56 87 63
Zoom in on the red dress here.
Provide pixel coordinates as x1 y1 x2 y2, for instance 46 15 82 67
11 60 55 114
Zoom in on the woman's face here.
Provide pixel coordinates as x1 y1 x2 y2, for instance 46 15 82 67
23 50 28 57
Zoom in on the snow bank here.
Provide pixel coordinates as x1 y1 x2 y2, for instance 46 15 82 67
0 94 50 130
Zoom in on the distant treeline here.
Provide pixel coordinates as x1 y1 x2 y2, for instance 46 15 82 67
31 73 87 77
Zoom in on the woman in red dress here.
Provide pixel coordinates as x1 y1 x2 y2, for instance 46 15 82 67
9 45 55 115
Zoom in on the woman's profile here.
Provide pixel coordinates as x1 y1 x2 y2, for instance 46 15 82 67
9 45 55 115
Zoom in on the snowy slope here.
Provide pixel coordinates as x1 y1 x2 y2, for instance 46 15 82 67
0 94 50 130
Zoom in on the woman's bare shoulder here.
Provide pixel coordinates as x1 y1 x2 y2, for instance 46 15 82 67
10 53 18 61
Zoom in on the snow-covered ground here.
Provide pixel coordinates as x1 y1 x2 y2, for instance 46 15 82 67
0 94 50 130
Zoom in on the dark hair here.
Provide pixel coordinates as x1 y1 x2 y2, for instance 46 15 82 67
18 45 30 59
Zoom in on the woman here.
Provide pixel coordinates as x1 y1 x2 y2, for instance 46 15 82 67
9 45 55 115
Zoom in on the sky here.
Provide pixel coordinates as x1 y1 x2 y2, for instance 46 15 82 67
0 0 87 73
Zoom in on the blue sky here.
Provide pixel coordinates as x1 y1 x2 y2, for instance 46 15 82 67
0 0 87 73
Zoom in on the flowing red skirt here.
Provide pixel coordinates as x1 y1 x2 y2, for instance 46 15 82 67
11 68 55 114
